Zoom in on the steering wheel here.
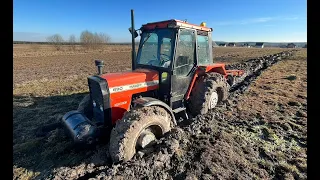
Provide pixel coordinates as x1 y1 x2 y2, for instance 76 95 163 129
159 53 170 65
147 54 170 66
147 59 158 65
160 53 170 59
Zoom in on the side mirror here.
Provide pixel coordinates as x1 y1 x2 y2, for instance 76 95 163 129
128 27 138 38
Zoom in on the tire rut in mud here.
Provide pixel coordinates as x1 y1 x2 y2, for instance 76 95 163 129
47 50 298 180
227 50 295 97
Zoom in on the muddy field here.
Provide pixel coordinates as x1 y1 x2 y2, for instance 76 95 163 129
13 45 307 179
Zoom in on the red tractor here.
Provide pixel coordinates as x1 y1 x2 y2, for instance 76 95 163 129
61 10 244 163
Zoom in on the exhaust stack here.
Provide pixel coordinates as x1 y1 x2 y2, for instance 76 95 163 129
131 9 136 70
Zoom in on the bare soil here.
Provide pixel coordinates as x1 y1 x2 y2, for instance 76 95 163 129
13 45 306 180
13 44 285 96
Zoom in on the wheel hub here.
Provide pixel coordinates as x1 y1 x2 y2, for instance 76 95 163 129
209 91 218 109
137 129 156 148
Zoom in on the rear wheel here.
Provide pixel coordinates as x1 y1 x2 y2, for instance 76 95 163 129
109 106 172 163
226 75 235 87
189 72 229 116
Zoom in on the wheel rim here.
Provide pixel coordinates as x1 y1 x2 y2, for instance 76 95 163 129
209 91 219 109
137 128 156 149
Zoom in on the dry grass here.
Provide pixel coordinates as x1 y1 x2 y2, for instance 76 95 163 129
237 49 307 121
229 49 307 179
13 44 133 58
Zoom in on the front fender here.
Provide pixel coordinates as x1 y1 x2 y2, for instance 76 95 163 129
132 97 177 126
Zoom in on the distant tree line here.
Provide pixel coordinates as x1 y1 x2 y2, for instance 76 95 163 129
44 30 111 51
13 41 137 45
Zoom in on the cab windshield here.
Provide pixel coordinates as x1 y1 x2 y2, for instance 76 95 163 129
136 29 175 68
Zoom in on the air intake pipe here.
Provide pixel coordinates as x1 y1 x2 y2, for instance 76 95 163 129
95 60 104 75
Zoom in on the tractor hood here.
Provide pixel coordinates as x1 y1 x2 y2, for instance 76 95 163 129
100 68 159 94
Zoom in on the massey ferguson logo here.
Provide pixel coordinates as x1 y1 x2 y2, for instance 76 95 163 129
129 84 141 89
114 101 127 107
110 80 159 94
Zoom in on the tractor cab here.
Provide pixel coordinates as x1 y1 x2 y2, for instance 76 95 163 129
132 20 214 110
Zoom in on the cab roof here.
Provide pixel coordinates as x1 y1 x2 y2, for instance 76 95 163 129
141 19 212 32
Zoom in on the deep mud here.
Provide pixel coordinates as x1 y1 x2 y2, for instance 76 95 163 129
26 49 307 180
227 51 294 95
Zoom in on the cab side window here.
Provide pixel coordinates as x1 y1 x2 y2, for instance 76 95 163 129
175 29 195 76
197 32 210 65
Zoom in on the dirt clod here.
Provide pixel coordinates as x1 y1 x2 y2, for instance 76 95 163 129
285 75 297 81
288 101 301 107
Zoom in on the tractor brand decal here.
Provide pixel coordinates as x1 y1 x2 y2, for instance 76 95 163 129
114 101 128 107
112 87 124 92
129 84 142 89
109 80 159 94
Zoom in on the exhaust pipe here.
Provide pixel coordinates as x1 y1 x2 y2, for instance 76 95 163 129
131 9 136 70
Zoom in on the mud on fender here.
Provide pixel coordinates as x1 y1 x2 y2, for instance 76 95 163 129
133 97 177 126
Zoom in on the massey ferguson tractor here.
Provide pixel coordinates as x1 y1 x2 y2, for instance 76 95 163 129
61 9 244 163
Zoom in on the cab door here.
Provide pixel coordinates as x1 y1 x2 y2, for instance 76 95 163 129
170 29 196 110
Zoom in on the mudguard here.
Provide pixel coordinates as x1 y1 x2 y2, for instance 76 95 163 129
132 97 177 126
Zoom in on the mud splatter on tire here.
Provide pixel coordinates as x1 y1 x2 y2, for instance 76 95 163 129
109 106 172 163
189 72 229 116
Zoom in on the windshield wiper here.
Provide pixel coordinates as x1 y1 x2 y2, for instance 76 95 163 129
140 33 152 47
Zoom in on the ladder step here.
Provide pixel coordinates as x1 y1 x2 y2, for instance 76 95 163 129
172 107 186 113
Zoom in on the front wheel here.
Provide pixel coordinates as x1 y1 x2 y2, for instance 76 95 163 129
109 106 172 163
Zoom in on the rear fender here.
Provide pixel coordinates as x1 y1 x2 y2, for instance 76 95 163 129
202 64 228 76
132 97 177 126
185 64 228 100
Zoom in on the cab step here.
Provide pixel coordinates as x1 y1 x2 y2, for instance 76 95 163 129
172 107 186 113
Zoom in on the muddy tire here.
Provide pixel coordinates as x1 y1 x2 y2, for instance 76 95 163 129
189 72 229 116
77 94 93 119
109 106 172 163
226 75 235 87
